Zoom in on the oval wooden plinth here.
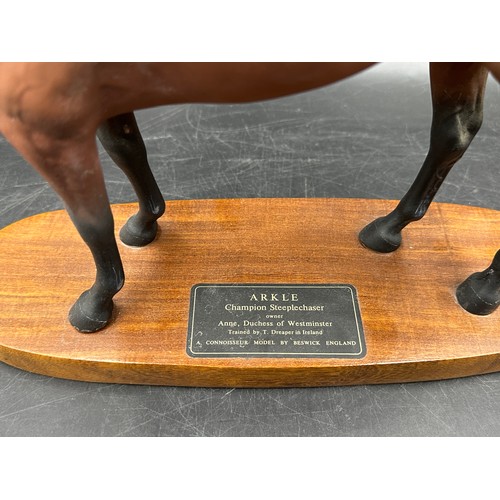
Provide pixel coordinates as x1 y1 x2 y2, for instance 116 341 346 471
1 198 500 387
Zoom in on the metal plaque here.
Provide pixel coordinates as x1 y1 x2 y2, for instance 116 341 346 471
186 284 366 358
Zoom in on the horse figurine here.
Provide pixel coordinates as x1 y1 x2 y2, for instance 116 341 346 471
0 62 498 333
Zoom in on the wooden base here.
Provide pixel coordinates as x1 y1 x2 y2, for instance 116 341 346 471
1 198 500 387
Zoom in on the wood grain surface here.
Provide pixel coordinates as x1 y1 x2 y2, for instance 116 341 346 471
1 198 499 387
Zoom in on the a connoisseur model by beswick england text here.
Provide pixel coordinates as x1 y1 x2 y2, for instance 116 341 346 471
0 62 499 333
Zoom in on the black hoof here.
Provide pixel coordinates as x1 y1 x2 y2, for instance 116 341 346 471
456 272 500 316
119 215 158 247
68 290 114 333
359 217 402 253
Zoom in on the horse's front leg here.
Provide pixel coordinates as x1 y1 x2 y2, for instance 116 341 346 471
97 113 165 247
5 127 124 332
359 62 488 252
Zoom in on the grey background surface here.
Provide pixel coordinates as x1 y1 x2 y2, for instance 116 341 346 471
1 63 500 436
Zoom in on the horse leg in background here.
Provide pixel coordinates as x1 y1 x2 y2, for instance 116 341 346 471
359 62 488 252
4 127 125 333
97 112 166 247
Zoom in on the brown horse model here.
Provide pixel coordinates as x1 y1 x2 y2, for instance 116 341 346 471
0 62 499 332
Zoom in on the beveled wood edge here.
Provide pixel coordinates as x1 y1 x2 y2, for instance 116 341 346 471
2 343 500 387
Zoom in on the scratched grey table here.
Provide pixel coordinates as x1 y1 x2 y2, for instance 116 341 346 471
1 64 500 437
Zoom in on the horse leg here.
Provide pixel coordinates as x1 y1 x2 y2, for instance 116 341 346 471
456 251 500 315
67 184 125 333
453 63 500 315
4 126 124 333
359 62 488 252
97 112 165 247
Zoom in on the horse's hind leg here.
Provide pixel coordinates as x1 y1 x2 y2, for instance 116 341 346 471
456 251 500 315
97 112 165 247
4 127 124 332
359 63 488 252
66 176 125 332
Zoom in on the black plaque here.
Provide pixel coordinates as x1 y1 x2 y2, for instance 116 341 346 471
186 284 366 358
